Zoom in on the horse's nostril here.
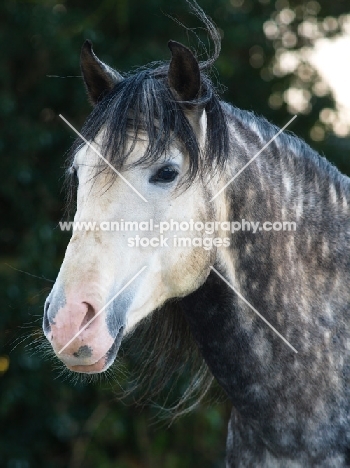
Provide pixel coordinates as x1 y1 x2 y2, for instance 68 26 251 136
80 302 96 330
43 301 51 335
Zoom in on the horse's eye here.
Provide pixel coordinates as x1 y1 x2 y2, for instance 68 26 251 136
150 166 179 184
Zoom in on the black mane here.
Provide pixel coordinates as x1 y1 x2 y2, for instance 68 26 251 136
69 64 229 182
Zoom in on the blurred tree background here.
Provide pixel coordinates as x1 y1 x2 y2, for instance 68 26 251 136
1 0 350 467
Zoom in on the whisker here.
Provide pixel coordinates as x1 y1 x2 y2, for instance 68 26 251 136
4 264 55 282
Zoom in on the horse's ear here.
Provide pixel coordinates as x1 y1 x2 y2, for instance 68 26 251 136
80 40 123 106
168 40 200 101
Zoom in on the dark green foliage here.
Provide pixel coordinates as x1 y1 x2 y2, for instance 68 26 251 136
1 0 350 467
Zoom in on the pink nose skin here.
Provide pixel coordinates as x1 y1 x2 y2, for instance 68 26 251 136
49 293 115 372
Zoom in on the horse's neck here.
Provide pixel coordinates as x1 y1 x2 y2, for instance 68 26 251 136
183 111 350 406
213 112 350 321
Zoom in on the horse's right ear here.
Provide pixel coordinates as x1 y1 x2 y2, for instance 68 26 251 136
168 40 200 101
80 40 123 106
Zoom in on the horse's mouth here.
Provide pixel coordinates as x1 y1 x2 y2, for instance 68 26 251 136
66 326 124 374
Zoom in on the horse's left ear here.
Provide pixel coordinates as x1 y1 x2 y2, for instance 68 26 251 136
168 41 200 101
80 40 123 106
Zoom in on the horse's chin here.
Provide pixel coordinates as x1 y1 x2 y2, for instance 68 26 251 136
67 354 111 374
64 326 124 374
